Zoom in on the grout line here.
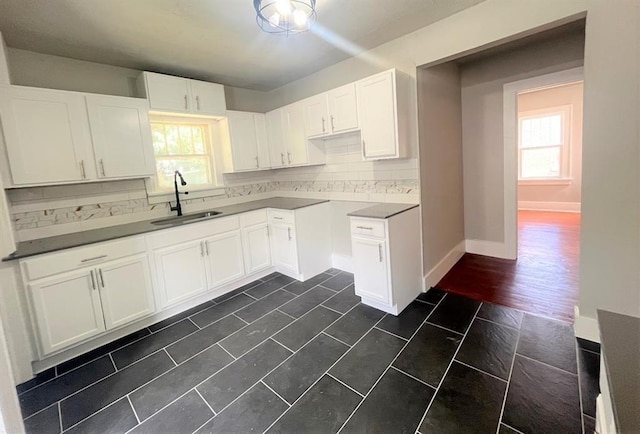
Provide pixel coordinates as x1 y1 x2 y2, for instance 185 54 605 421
260 380 292 407
475 316 521 331
127 396 141 424
320 332 352 348
389 366 436 389
232 313 250 325
276 309 297 320
373 326 409 342
326 373 365 398
501 422 525 433
62 393 134 433
578 347 600 356
188 317 201 330
164 349 178 367
194 388 217 417
423 320 465 336
414 298 437 306
319 304 345 315
413 301 482 434
243 292 258 300
269 338 296 354
451 359 508 383
496 307 522 434
575 340 587 434
108 353 118 371
514 353 578 376
281 288 299 297
218 344 238 361
58 402 63 433
22 402 58 422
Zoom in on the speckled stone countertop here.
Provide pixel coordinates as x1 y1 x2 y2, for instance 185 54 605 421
597 309 640 434
3 197 328 261
347 203 419 219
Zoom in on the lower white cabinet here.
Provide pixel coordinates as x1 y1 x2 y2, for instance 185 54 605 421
242 222 272 274
270 222 299 274
352 237 389 304
204 230 246 287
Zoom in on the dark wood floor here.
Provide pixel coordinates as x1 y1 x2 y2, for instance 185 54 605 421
437 211 580 323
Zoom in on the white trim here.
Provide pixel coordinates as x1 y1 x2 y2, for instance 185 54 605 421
518 201 581 213
503 67 584 261
423 240 465 289
331 254 354 273
465 239 510 259
574 306 600 343
518 178 572 185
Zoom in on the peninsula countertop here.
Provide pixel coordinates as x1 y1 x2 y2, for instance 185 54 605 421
347 203 419 219
3 197 329 261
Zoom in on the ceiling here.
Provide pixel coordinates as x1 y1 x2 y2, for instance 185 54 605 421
0 0 485 91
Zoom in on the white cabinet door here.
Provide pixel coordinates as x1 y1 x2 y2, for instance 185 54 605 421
97 255 155 330
270 223 298 273
86 94 155 179
243 223 272 274
0 86 92 185
352 236 390 304
266 109 286 168
204 230 246 288
144 72 191 113
254 113 271 169
29 268 105 354
304 94 329 138
154 240 208 308
357 71 398 159
227 111 260 171
328 84 358 133
282 102 308 165
189 80 226 116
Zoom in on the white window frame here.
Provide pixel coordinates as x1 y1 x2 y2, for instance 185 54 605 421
145 114 225 204
518 104 572 184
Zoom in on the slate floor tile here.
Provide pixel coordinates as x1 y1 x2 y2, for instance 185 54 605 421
245 278 291 299
498 423 521 434
190 294 255 328
111 319 198 369
325 268 341 275
503 355 582 434
517 313 577 373
197 340 292 412
340 368 435 434
234 290 296 323
455 318 518 380
324 304 385 345
266 375 361 434
477 302 523 329
166 315 246 364
148 301 213 333
17 368 56 395
330 328 405 395
420 361 507 434
196 382 288 434
130 390 213 434
219 311 293 358
278 286 334 318
416 288 446 304
428 293 480 334
60 351 174 429
583 415 596 434
578 348 600 418
264 334 348 404
320 272 354 291
23 403 60 434
376 301 433 339
393 323 462 387
129 345 233 421
213 280 261 303
282 272 332 295
19 356 115 418
272 306 341 352
321 284 360 314
64 398 136 434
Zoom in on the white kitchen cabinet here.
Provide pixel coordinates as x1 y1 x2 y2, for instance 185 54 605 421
204 230 246 288
327 83 358 133
243 223 272 274
270 222 298 274
304 94 329 138
137 71 226 116
352 237 389 304
0 86 94 185
222 111 271 172
85 94 155 179
282 102 308 165
266 108 286 168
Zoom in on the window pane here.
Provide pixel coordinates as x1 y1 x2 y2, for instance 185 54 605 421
521 147 561 178
156 157 211 189
151 123 167 154
178 126 195 154
520 114 562 148
165 125 180 155
193 127 205 154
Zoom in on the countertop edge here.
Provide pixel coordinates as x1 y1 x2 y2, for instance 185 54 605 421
347 203 419 219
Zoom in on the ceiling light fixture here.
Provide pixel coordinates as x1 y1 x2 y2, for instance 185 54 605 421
254 0 317 36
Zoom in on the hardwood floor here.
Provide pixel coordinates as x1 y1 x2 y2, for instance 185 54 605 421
437 211 580 323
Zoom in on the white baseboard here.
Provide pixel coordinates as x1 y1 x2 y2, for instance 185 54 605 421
423 241 465 289
518 201 581 213
465 239 511 259
331 254 354 273
574 306 600 343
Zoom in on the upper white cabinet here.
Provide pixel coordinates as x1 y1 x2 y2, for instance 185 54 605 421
0 86 94 185
304 94 329 138
266 108 286 168
221 110 271 172
86 94 156 179
327 83 358 133
282 102 309 166
137 71 226 116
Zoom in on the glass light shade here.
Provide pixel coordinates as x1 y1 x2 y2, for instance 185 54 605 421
254 0 316 35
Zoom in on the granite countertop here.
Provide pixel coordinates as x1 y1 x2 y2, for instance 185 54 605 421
347 203 419 219
3 197 328 261
597 309 640 433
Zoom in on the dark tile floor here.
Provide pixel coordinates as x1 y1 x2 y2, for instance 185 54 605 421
18 270 600 434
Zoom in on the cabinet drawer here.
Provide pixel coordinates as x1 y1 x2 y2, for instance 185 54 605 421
240 210 268 227
21 236 147 281
269 209 294 225
350 218 386 238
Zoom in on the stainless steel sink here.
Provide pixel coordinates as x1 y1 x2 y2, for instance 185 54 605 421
151 210 222 225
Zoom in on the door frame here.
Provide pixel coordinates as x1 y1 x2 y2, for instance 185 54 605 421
502 66 584 259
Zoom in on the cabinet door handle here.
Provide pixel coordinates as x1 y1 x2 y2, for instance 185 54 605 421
196 95 200 111
99 159 106 177
356 226 373 230
81 255 108 263
79 160 86 179
184 94 188 110
255 156 259 168
378 244 383 262
280 153 285 164
273 216 283 220
287 152 292 164
98 268 105 288
90 270 96 290
322 117 325 133
330 115 335 132
287 227 292 241
205 241 209 256
200 241 205 257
